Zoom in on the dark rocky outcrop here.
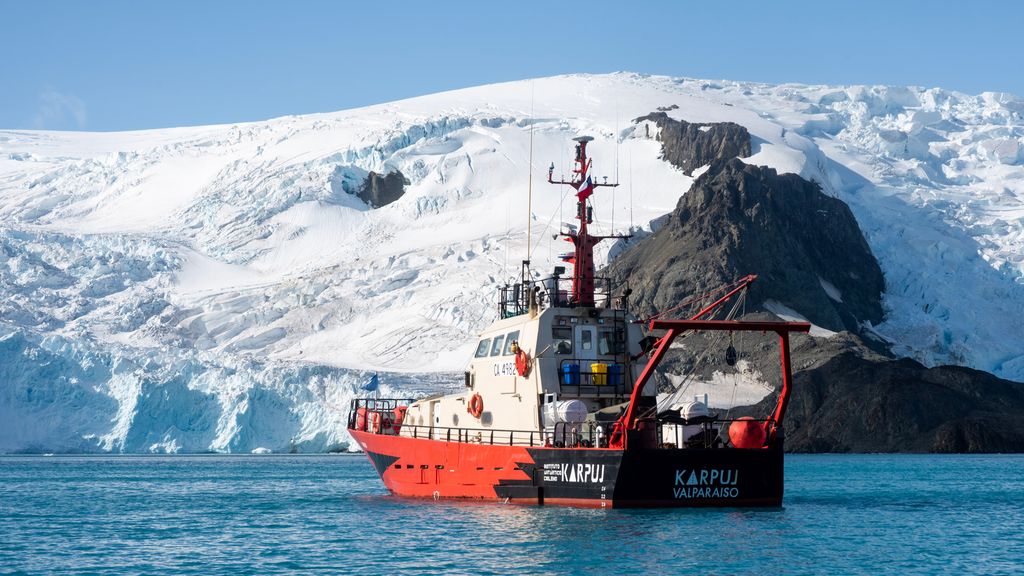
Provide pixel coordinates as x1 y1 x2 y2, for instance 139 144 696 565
732 338 1024 453
609 158 884 333
636 112 751 175
358 170 409 208
604 114 1024 452
655 326 1024 453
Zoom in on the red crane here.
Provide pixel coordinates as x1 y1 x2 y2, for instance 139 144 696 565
611 275 812 449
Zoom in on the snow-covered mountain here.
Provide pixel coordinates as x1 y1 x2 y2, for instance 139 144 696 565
2 73 1023 453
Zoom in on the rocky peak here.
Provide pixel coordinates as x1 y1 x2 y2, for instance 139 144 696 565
635 112 752 175
609 158 884 333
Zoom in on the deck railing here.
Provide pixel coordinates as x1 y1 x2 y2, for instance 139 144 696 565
348 399 774 450
656 417 776 449
401 424 544 447
348 398 415 432
499 275 620 318
550 421 612 448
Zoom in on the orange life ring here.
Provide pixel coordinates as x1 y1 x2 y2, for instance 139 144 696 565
515 348 530 377
467 393 484 418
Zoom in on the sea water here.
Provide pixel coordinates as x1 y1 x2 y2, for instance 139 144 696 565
1 454 1022 575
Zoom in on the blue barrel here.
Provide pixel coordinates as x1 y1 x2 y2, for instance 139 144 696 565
561 363 580 386
609 364 624 387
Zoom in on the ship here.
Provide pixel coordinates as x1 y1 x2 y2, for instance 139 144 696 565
348 136 810 507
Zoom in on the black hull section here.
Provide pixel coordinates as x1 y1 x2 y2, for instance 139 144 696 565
497 444 783 508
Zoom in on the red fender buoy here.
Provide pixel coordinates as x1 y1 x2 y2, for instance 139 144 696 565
728 417 767 449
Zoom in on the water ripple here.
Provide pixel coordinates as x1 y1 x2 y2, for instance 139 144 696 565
1 454 1022 575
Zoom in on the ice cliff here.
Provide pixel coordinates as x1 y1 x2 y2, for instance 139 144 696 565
1 73 1023 452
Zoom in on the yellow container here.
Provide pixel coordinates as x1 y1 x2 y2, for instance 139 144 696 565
591 363 608 385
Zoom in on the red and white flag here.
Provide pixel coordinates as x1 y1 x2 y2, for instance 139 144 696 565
576 173 594 200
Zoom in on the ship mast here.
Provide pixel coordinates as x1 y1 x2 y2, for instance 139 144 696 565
548 136 623 307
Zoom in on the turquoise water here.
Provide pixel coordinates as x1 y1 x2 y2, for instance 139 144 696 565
1 454 1022 575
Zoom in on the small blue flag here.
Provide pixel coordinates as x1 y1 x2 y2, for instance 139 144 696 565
362 373 380 392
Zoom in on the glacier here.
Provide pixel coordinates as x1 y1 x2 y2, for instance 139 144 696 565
1 72 1023 452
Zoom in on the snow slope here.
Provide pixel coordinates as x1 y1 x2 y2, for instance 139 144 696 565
1 73 1022 452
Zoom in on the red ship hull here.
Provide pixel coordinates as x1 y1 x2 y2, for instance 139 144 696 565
350 429 785 508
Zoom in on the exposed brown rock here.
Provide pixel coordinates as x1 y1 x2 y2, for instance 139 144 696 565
609 158 884 333
358 170 408 208
636 112 751 175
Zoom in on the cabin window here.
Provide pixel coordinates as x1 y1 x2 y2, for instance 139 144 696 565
502 331 520 355
490 334 506 357
553 326 573 355
581 329 593 352
598 330 625 355
474 339 491 358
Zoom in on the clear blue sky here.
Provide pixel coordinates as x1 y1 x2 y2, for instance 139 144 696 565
4 0 1021 131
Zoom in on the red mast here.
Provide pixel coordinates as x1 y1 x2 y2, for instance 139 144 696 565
548 136 620 307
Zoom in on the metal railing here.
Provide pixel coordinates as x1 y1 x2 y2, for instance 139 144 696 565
400 424 544 447
537 276 615 309
657 417 776 449
348 398 544 446
398 421 616 449
550 417 779 450
348 399 774 450
551 421 613 448
348 398 415 433
499 275 623 318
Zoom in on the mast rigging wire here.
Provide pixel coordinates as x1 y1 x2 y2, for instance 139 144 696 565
629 147 634 232
526 82 535 268
613 104 619 235
646 287 749 420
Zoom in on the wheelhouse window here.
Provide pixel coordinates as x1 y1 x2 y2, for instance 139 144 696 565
474 339 491 358
490 334 506 356
553 326 573 355
598 330 625 355
502 331 520 355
